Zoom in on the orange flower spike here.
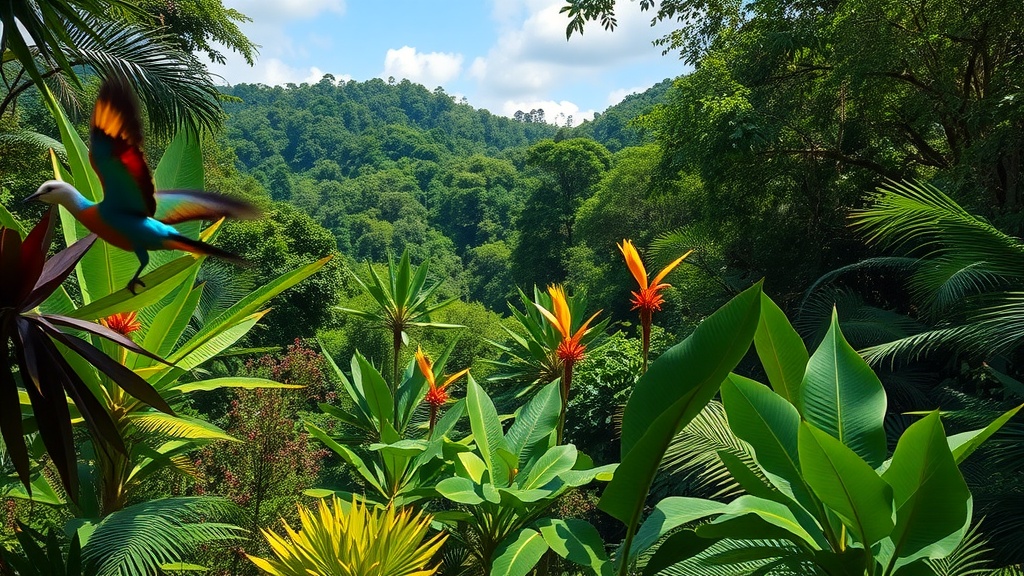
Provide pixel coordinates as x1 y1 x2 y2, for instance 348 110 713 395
99 311 142 337
415 346 434 387
617 240 693 313
535 285 602 364
619 240 649 291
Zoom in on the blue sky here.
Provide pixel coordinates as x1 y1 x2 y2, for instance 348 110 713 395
208 0 690 124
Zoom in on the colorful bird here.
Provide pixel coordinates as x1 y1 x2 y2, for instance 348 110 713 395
25 76 260 294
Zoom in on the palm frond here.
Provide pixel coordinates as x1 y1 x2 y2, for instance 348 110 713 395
658 400 758 500
925 521 995 576
658 537 816 576
860 292 1024 364
795 287 926 350
64 14 223 137
0 129 67 163
851 180 1024 280
82 497 244 576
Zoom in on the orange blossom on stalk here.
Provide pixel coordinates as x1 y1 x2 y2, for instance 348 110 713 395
415 346 468 434
618 240 693 372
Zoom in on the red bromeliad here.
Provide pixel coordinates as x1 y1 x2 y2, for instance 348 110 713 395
618 240 693 373
534 285 601 444
415 346 468 436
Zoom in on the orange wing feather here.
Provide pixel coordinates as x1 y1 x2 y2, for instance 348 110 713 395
90 77 157 216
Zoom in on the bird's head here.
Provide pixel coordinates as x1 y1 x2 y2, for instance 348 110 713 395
25 181 81 208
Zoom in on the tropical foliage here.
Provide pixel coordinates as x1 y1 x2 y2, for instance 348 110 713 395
3 1 1024 575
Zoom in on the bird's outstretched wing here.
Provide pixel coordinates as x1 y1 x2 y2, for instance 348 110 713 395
90 76 156 217
154 190 262 225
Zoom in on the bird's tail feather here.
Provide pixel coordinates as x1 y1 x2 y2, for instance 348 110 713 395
165 234 250 267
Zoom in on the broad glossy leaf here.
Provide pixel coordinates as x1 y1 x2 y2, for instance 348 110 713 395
629 497 728 561
754 293 808 406
466 375 509 482
353 351 393 429
601 282 762 525
798 422 893 547
721 374 816 511
491 528 548 576
436 477 484 505
67 256 196 321
946 403 1023 464
882 412 971 571
522 444 576 490
505 379 560 461
170 256 331 363
801 309 887 467
708 495 821 549
536 518 610 575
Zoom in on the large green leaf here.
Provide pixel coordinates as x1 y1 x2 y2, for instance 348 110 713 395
505 380 560 462
466 375 509 483
628 497 728 561
720 374 816 511
522 444 576 490
801 308 888 467
640 530 716 576
536 518 610 576
754 293 808 406
491 528 549 576
881 412 971 573
702 495 821 549
946 402 1023 464
168 377 301 394
353 352 393 430
169 256 331 363
798 421 894 548
67 256 197 321
600 282 762 526
435 477 484 505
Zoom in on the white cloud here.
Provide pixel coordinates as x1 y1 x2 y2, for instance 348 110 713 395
209 56 349 86
502 99 595 125
607 84 651 105
382 46 464 87
225 0 345 21
471 0 675 104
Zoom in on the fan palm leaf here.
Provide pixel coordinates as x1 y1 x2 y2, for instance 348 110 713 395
81 496 244 576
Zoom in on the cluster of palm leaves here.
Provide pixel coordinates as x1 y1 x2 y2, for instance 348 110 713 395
1 0 222 137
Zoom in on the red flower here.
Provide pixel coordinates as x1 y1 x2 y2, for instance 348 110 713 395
100 311 142 336
618 239 693 313
416 346 468 409
534 285 601 364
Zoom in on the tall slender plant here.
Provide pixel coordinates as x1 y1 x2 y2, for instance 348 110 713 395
337 249 460 415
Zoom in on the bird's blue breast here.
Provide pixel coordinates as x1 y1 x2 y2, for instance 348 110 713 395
98 204 182 250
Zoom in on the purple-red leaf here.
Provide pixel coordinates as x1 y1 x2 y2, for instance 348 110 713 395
36 319 174 415
0 324 32 491
0 228 22 305
22 234 97 311
16 330 78 500
44 335 127 456
18 208 56 302
45 314 171 366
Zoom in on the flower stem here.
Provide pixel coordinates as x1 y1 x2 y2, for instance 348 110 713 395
640 309 652 374
556 360 573 445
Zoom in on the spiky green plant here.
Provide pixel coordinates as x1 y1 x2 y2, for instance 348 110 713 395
248 496 446 576
338 249 460 411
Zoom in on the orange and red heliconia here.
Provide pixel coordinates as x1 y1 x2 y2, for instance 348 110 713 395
534 285 601 444
416 346 469 435
535 285 601 365
100 311 142 337
618 240 693 372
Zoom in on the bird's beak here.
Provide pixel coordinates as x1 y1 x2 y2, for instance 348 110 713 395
23 189 44 204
